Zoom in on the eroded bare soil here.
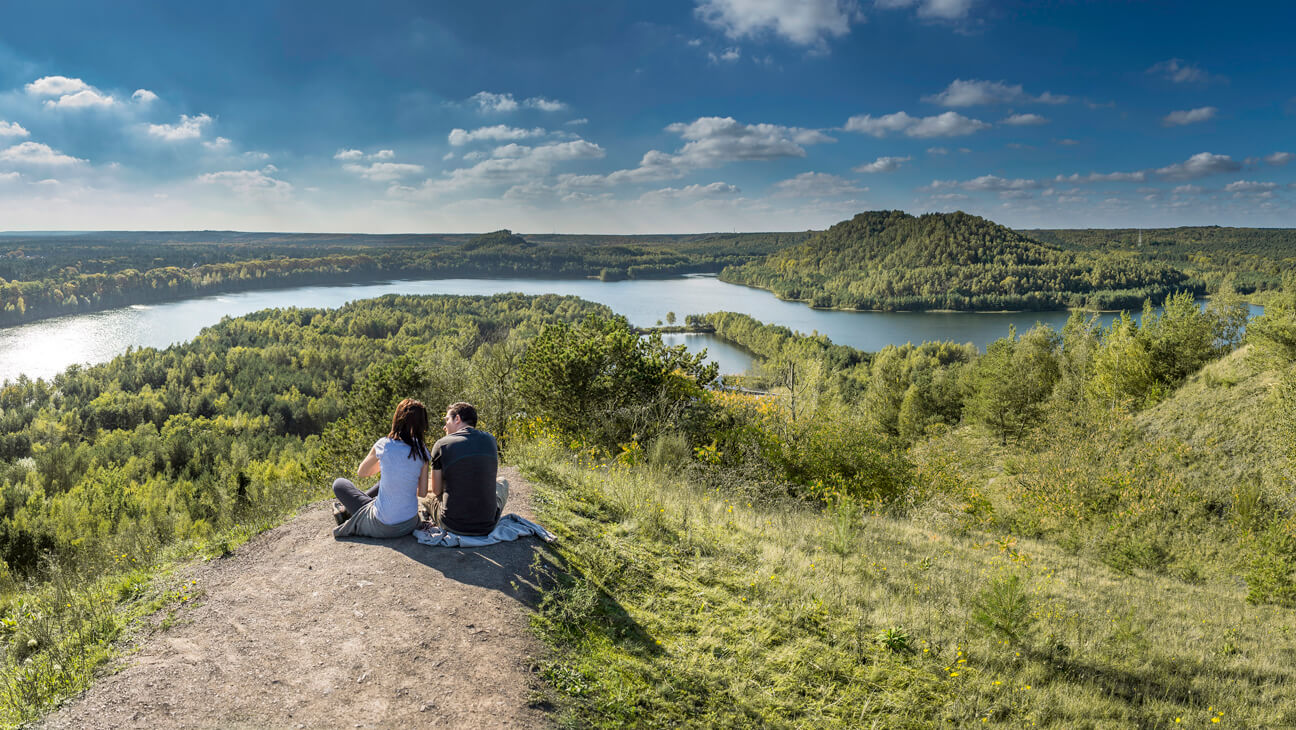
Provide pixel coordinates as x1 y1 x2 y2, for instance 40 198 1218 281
39 466 554 730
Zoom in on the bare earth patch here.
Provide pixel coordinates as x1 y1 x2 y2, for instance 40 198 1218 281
39 466 553 730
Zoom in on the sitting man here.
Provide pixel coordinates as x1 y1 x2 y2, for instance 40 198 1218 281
426 402 507 536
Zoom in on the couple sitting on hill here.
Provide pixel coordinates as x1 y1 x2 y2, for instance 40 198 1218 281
331 399 508 539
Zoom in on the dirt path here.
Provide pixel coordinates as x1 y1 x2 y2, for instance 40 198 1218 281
39 467 554 730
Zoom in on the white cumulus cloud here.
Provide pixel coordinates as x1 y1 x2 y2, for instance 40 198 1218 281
448 125 547 146
1264 151 1292 166
44 89 116 109
1155 152 1241 181
132 89 158 103
1162 106 1217 127
695 0 862 47
334 149 364 161
0 141 85 166
147 113 213 141
0 121 30 138
853 155 910 173
844 110 989 137
24 76 90 96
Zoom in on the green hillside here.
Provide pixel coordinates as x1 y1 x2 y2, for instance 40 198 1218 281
721 211 1191 311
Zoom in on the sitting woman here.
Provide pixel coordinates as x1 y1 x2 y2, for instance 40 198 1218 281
332 398 430 539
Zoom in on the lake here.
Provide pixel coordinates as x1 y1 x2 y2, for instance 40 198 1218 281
0 275 1260 382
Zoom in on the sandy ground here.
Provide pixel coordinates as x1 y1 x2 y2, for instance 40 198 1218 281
38 466 555 730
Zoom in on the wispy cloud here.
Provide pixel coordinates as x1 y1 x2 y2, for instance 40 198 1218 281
132 89 158 104
1162 106 1217 127
844 110 989 137
772 171 865 197
198 168 293 199
875 0 976 20
468 91 568 113
709 47 741 63
640 181 742 202
1147 58 1221 84
448 125 547 146
924 79 1068 107
853 155 910 173
343 161 426 182
1001 113 1048 126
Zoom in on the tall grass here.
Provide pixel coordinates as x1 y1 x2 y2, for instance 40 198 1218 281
519 438 1296 728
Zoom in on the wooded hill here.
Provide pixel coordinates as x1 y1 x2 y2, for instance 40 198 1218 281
720 211 1191 311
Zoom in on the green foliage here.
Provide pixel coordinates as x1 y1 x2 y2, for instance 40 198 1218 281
1246 272 1296 361
970 573 1034 644
1245 521 1296 607
722 210 1190 312
965 325 1060 444
517 315 718 449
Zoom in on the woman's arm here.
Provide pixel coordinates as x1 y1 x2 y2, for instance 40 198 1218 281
417 460 430 498
356 446 380 478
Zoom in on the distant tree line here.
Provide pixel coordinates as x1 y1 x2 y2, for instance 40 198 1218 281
0 230 808 328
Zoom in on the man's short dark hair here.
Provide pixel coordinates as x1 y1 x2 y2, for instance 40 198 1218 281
447 401 478 427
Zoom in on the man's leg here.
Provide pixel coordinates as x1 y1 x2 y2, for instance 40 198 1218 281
495 478 510 520
333 478 375 515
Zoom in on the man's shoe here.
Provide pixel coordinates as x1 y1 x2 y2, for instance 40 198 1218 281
332 502 350 525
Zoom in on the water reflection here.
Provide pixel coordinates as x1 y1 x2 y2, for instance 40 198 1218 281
0 275 1262 384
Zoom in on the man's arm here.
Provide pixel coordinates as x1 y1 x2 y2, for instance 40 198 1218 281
431 468 444 498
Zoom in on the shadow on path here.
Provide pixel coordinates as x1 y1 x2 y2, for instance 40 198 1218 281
338 532 556 609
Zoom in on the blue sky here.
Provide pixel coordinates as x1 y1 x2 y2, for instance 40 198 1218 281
0 0 1292 233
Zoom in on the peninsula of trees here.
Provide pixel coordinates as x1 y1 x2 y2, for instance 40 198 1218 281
720 210 1192 311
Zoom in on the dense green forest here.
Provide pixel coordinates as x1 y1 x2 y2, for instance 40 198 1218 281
721 211 1195 311
0 229 807 328
1028 225 1296 296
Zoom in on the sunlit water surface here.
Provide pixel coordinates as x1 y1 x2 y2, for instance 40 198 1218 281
0 275 1261 382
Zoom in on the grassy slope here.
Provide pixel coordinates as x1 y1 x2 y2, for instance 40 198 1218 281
520 437 1294 728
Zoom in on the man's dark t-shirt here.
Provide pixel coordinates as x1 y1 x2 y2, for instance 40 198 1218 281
430 427 499 536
